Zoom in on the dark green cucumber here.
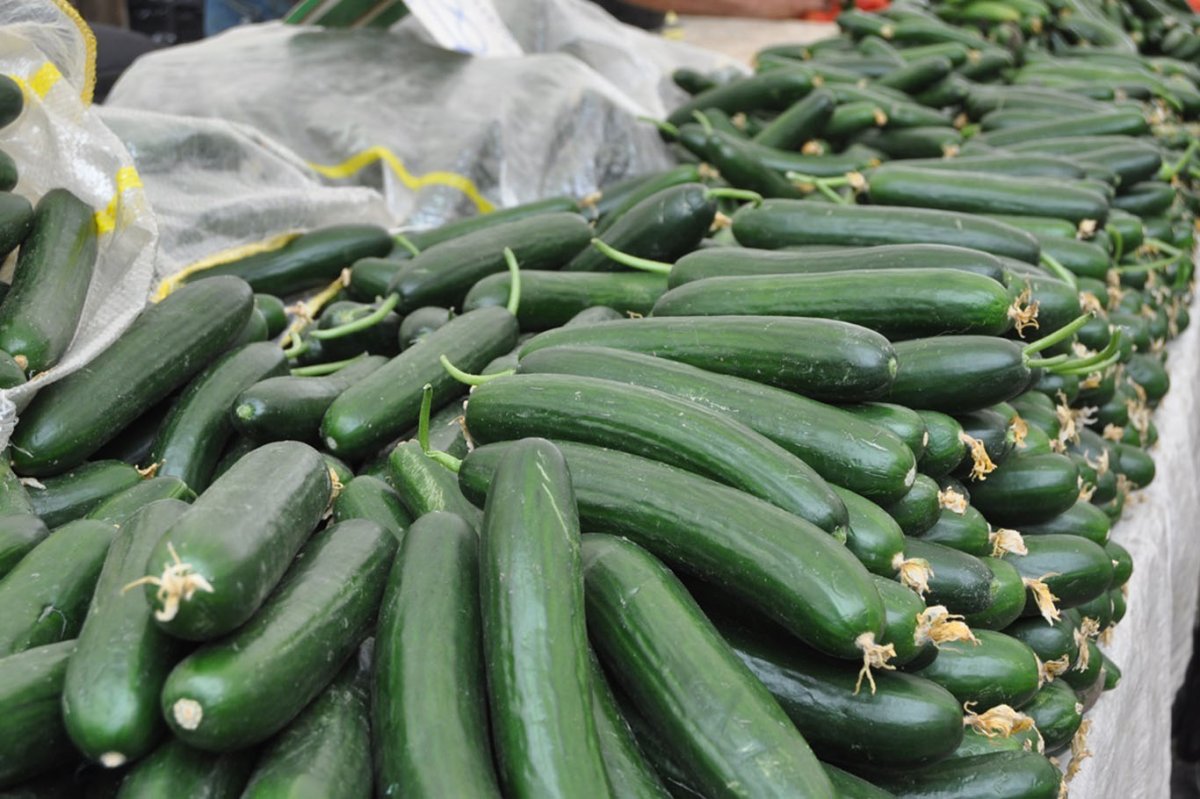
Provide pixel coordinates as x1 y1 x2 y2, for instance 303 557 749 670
970 453 1080 526
407 197 583 250
1031 370 1079 403
1074 592 1114 631
568 184 716 272
0 150 14 193
27 460 141 528
884 474 941 536
1113 181 1176 217
1037 235 1110 280
885 336 1032 412
143 441 331 640
399 306 450 345
1003 533 1114 614
947 726 1030 760
390 213 591 311
0 519 117 657
150 342 287 492
322 307 518 460
589 656 672 799
1007 614 1080 667
91 394 173 469
228 307 268 347
233 354 386 443
916 410 967 477
0 350 25 390
315 300 401 359
0 189 98 374
1102 651 1122 689
0 78 20 130
917 504 991 556
460 440 885 661
332 475 411 542
1021 500 1111 545
824 764 896 799
954 409 1015 476
388 440 482 527
873 575 934 667
85 477 195 526
988 214 1081 240
210 436 256 482
322 453 354 487
464 270 667 330
666 66 819 129
981 110 1149 147
10 277 254 476
570 306 627 325
62 500 190 767
652 268 1016 339
835 487 905 577
902 537 993 615
465 373 847 533
1106 540 1133 587
1113 441 1155 487
731 199 1041 262
252 294 287 338
913 629 1041 710
114 739 254 798
517 345 916 503
869 751 1061 799
0 193 33 266
899 154 1087 180
843 402 927 459
1061 639 1105 706
962 557 1027 631
593 166 705 231
754 87 837 149
0 641 77 789
373 512 501 798
720 617 963 769
161 518 394 750
853 126 963 159
188 225 391 295
480 440 610 798
583 534 835 798
668 243 1008 288
520 316 897 403
0 515 48 579
241 658 372 799
348 257 402 301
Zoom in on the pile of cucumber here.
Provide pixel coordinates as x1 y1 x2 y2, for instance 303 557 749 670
0 0 1196 792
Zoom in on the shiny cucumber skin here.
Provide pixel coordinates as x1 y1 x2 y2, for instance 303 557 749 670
873 575 934 667
115 739 254 799
1002 533 1114 614
1021 500 1111 546
868 750 1061 799
912 629 1041 711
730 200 1041 262
331 475 411 542
567 184 716 272
884 336 1032 413
916 505 991 556
1023 679 1083 754
27 460 141 527
161 519 395 750
321 307 518 461
62 500 190 767
0 641 77 789
464 270 667 330
252 293 287 338
0 189 97 374
373 512 501 799
0 515 49 580
583 534 835 799
241 659 372 799
970 453 1080 526
465 373 848 533
667 243 1008 289
1106 540 1133 587
9 277 254 477
517 345 916 504
187 225 391 295
902 537 993 616
407 197 583 250
842 402 928 459
961 557 1026 631
884 474 941 536
85 476 195 526
143 441 331 641
150 342 287 492
519 315 899 403
480 440 610 799
459 440 885 661
897 153 1088 180
387 440 483 527
834 487 905 577
1006 615 1081 666
589 656 672 799
652 268 1015 339
232 354 387 443
0 520 117 657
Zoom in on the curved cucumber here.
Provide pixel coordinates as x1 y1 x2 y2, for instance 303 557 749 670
913 629 1041 711
954 408 1015 476
0 641 76 789
27 460 141 528
86 477 196 526
464 270 666 330
332 475 411 542
115 739 254 799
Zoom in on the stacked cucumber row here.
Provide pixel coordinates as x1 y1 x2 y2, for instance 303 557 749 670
0 0 1194 794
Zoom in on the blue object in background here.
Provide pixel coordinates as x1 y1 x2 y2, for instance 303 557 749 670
205 0 296 35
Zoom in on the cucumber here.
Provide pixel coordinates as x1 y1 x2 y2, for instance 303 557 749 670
873 575 934 667
981 110 1149 147
408 197 584 250
843 402 928 459
1021 500 1111 545
188 225 391 295
314 300 401 359
459 440 885 661
62 500 190 767
594 166 706 231
969 453 1080 526
480 440 610 798
900 154 1087 180
583 534 835 798
720 616 963 769
114 739 254 798
1006 615 1080 667
210 436 256 482
1102 651 1122 689
322 453 354 487
884 474 941 536
388 440 482 527
10 277 254 477
913 629 1041 710
589 657 672 799
1075 592 1114 631
0 515 47 580
142 441 331 640
1003 534 1114 614
962 557 1027 631
754 87 837 149
0 641 77 789
1035 235 1111 280
902 537 993 615
666 66 820 129
835 487 906 577
86 477 195 526
161 518 394 750
464 271 666 330
869 751 1061 798
1113 181 1177 217
568 306 626 325
520 316 898 403
915 410 967 477
397 307 451 347
0 193 33 266
465 373 848 533
229 306 268 347
917 504 991 556
0 350 25 390
373 511 500 798
27 460 141 528
954 408 1015 476
241 657 372 799
252 294 287 338
731 199 1041 262
322 307 518 461
0 77 22 129
0 150 14 192
0 189 98 374
1061 639 1105 707
391 213 591 311
332 475 411 541
885 336 1032 412
0 519 116 657
1113 441 1156 487
652 268 1017 339
517 345 916 503
568 184 716 272
348 257 402 301
1106 540 1133 587
150 342 287 492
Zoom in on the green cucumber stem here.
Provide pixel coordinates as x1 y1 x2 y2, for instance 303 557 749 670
1022 312 1093 357
282 336 309 359
705 187 764 206
503 246 522 315
310 294 399 341
418 383 463 473
1025 353 1072 369
1052 349 1122 376
290 353 368 376
1159 139 1199 181
590 238 672 274
1047 330 1123 374
1114 255 1179 273
786 172 852 205
440 354 513 386
1038 252 1078 288
692 110 714 135
392 233 421 257
1145 237 1184 257
639 117 679 139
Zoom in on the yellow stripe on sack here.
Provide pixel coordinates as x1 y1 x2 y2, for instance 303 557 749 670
49 0 98 104
308 146 495 214
15 62 64 100
94 166 143 235
153 231 302 302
